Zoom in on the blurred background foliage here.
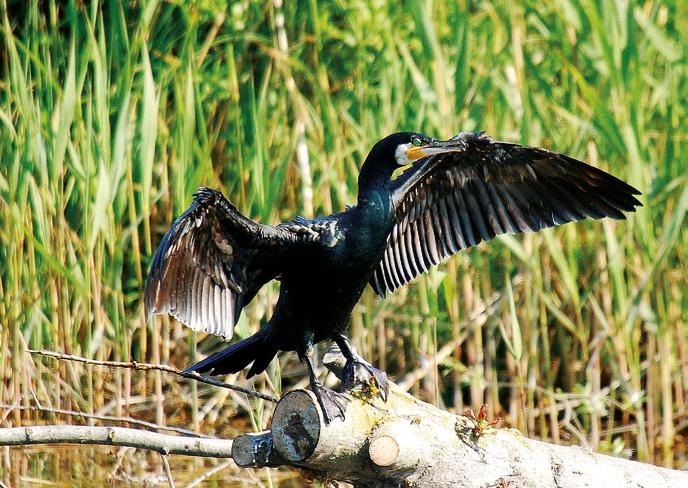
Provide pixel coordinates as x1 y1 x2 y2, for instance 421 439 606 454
0 0 686 485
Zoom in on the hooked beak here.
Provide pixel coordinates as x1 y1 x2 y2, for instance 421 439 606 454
405 138 466 162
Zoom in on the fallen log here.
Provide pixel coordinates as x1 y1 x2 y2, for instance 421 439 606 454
232 350 688 487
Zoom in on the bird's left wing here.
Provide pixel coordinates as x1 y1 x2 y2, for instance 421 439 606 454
145 187 298 339
370 132 642 297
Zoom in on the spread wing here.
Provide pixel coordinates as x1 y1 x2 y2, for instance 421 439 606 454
145 187 298 339
370 132 642 297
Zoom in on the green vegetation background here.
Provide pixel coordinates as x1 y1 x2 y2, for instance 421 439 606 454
1 0 686 483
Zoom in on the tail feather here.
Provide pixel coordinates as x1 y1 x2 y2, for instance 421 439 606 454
184 331 278 377
246 348 277 378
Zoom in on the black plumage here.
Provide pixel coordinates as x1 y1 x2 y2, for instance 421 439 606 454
145 131 641 422
370 132 641 296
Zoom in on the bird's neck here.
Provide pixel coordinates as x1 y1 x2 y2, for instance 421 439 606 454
355 170 395 235
357 156 394 206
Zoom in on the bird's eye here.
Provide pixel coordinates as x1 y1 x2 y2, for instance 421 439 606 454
411 137 422 147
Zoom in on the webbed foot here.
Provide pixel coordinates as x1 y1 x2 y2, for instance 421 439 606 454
342 358 390 401
310 380 349 424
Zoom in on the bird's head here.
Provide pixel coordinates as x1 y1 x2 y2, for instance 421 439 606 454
359 132 466 196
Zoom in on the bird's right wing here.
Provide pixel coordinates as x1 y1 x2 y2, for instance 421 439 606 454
145 187 298 339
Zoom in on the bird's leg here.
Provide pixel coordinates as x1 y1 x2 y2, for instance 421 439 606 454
301 349 349 424
334 334 389 401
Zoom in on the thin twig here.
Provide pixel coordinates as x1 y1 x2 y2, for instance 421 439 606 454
161 453 176 488
0 403 209 438
184 459 233 488
27 349 279 403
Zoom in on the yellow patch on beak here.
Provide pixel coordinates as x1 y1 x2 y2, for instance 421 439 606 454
405 146 426 161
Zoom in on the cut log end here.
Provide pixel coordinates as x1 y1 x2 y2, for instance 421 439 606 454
368 434 399 467
232 431 283 468
271 389 321 462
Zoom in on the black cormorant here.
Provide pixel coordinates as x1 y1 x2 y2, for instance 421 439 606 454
145 131 641 422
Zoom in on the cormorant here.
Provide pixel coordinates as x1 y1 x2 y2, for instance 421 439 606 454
145 131 641 422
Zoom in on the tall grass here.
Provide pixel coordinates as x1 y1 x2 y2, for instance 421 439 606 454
0 0 686 483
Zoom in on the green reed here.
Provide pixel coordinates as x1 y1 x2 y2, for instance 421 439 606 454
0 2 686 483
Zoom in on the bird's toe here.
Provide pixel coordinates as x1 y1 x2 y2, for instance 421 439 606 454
310 381 349 424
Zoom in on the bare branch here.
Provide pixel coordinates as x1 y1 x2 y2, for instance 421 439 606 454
27 349 279 403
0 425 233 458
